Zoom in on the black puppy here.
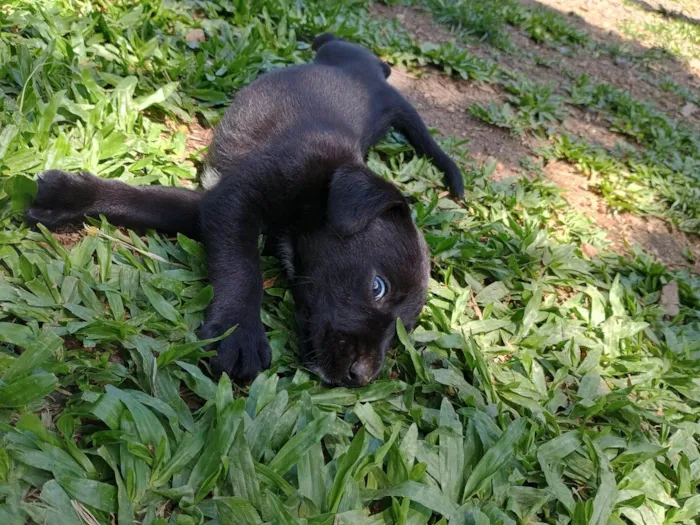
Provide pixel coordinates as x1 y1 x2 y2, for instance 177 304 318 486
26 34 464 386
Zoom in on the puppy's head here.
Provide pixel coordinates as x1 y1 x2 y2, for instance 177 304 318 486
279 165 429 386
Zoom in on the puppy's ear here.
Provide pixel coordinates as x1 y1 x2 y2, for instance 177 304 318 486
327 166 407 236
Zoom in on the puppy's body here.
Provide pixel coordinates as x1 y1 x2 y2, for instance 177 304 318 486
27 35 463 386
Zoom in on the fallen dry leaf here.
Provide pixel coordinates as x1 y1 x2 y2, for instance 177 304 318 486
581 243 598 258
660 280 680 318
469 291 483 320
185 28 206 43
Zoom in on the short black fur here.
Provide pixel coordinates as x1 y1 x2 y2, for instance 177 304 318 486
26 34 464 386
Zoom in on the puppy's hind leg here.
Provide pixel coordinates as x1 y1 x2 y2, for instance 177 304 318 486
389 93 465 198
26 170 203 239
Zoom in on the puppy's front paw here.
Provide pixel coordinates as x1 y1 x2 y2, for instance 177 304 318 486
25 170 101 228
444 161 465 199
201 320 272 383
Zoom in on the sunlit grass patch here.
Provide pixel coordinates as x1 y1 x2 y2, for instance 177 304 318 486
620 11 700 61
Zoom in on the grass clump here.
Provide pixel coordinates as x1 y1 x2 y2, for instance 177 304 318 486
469 78 567 136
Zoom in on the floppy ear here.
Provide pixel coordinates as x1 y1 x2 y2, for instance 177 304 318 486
327 166 407 236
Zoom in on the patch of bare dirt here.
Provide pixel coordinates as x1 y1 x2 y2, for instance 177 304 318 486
544 161 700 271
163 117 213 156
185 121 213 155
388 67 535 180
561 106 641 151
53 225 84 249
162 117 213 188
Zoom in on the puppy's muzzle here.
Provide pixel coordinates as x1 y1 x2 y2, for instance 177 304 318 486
304 328 383 387
347 358 374 386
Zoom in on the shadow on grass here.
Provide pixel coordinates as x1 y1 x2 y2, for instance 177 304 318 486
626 0 700 27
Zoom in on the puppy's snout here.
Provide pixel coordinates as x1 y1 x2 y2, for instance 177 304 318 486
348 358 373 386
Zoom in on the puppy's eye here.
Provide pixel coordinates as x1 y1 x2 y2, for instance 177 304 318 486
372 276 387 300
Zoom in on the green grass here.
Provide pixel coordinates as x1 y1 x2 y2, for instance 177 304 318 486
418 0 588 51
1 1 700 524
469 79 566 136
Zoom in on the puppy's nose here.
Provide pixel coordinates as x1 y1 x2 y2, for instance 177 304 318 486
348 359 373 386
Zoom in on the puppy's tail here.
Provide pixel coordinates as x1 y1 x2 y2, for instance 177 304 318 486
25 170 203 239
312 33 341 51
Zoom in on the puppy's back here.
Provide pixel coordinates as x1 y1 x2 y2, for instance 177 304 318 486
208 65 377 173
